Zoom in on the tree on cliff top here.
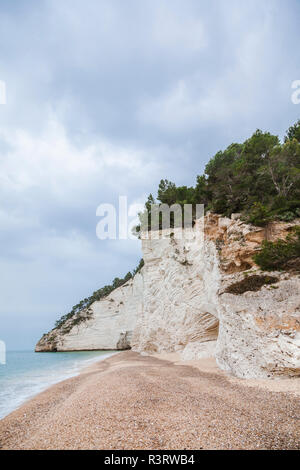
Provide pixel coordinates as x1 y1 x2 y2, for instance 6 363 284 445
139 119 300 227
285 119 300 143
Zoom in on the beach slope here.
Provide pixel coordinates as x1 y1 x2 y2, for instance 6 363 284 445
0 351 299 450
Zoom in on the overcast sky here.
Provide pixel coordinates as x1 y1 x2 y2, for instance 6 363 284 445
0 0 299 350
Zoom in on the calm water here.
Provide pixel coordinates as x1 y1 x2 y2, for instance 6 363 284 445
0 350 116 419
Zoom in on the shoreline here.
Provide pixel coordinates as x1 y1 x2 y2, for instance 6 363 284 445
0 350 118 421
0 351 299 450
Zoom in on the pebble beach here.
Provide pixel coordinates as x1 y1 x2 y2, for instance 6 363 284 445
0 351 299 450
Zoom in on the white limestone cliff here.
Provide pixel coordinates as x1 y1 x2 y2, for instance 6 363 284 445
35 272 143 352
36 216 300 379
217 273 300 378
131 223 220 357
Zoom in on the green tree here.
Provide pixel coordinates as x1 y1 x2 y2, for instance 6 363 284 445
238 130 279 205
157 179 178 205
135 122 300 233
265 139 300 197
254 227 300 270
285 119 300 143
193 175 210 206
205 143 244 214
145 193 156 212
247 202 270 227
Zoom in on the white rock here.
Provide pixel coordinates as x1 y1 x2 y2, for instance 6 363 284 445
216 278 300 378
36 217 300 379
231 213 242 220
36 272 144 351
131 227 220 354
181 340 217 360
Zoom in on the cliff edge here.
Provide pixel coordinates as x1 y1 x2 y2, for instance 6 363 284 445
36 215 300 379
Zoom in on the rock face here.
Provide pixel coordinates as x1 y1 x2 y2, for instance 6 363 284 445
204 212 296 273
35 272 143 352
36 215 300 379
131 223 220 357
217 272 300 378
203 214 300 378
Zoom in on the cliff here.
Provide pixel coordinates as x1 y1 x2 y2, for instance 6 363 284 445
35 272 143 352
131 221 220 357
36 215 300 379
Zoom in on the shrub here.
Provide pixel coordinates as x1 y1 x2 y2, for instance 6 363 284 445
225 275 279 295
277 211 296 222
247 202 271 227
253 227 300 271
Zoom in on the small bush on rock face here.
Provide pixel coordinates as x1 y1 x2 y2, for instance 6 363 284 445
246 202 271 227
253 226 300 271
225 275 279 295
277 211 297 222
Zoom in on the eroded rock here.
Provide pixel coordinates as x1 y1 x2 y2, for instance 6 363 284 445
35 215 300 379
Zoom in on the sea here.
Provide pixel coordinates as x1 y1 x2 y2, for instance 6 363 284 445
0 350 116 419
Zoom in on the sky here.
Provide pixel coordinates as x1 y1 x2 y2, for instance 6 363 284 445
0 0 299 350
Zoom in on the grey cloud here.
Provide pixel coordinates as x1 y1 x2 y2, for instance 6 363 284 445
0 0 299 348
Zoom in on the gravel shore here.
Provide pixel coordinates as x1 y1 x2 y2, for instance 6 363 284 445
0 351 299 450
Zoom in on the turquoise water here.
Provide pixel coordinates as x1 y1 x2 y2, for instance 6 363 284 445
0 350 115 419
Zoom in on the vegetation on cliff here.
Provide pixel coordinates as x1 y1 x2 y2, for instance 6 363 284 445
44 121 300 339
137 119 300 230
253 226 300 271
53 258 144 331
224 275 279 295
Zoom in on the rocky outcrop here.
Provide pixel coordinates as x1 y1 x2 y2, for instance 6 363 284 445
131 223 220 356
217 271 300 378
35 272 143 352
36 215 300 379
204 214 300 378
204 212 296 273
130 217 300 378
